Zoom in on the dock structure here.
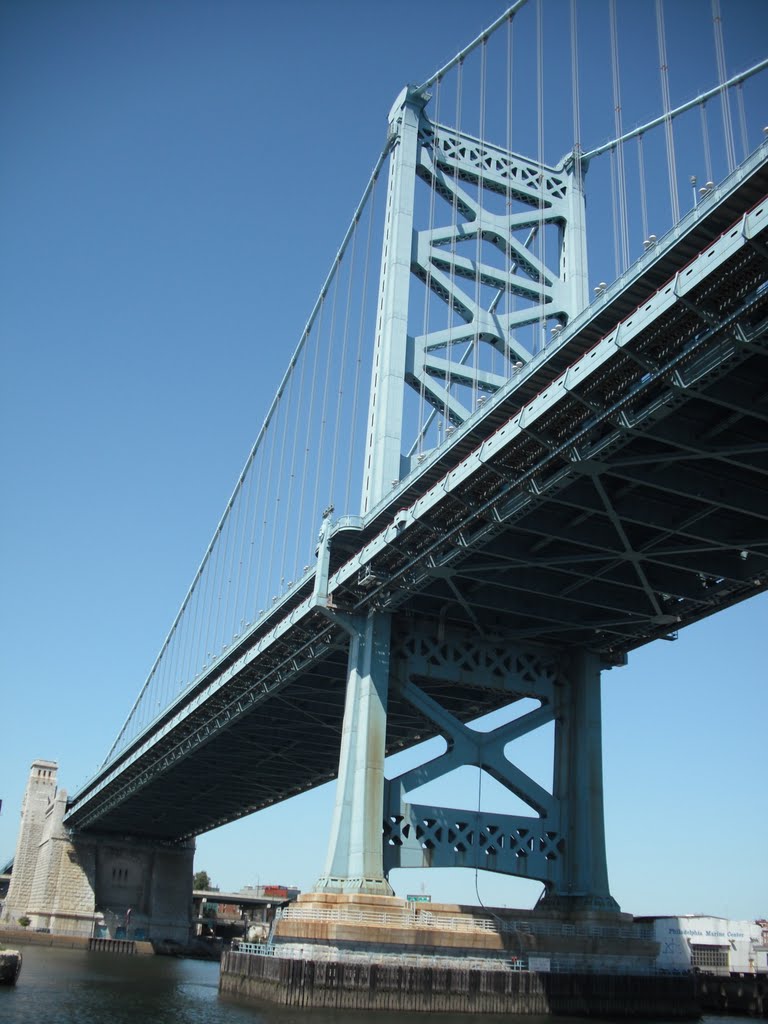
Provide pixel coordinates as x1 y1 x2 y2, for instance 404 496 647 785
220 892 701 1016
220 953 698 1016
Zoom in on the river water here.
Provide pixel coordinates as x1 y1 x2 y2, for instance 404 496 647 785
0 944 740 1024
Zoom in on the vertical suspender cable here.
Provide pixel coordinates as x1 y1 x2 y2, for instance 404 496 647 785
536 0 545 351
221 455 245 648
573 0 581 157
267 367 292 596
700 103 714 186
301 296 325 568
232 414 258 636
277 352 304 590
419 82 440 457
205 511 225 665
292 320 312 579
570 0 585 312
310 270 339 533
609 0 629 271
505 12 514 378
211 497 233 655
330 230 356 503
208 520 224 655
609 144 620 280
253 379 282 612
277 349 300 589
345 171 378 514
193 519 213 670
244 442 267 622
655 0 680 226
712 0 736 173
735 82 749 161
637 135 650 246
183 560 202 690
445 58 464 433
473 37 488 406
321 256 342 504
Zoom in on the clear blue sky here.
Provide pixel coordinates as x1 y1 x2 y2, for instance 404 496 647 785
1 0 766 920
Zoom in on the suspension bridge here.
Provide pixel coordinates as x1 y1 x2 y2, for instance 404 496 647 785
10 0 767 918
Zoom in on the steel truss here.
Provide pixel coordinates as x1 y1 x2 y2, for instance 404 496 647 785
362 88 587 512
383 625 616 908
65 152 768 863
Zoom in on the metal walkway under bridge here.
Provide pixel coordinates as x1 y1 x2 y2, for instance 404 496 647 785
66 143 768 846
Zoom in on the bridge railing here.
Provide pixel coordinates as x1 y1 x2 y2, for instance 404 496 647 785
275 904 652 942
229 943 525 971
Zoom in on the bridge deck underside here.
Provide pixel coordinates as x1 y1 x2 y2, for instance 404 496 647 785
66 163 768 844
69 650 516 841
384 340 768 655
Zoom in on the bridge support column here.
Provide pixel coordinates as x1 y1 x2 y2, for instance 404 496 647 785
544 649 618 913
315 612 394 896
382 624 620 915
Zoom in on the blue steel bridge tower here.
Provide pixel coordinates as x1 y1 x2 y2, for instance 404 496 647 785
313 81 613 912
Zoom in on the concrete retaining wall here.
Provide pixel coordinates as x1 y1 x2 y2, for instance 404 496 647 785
220 951 698 1016
0 928 154 955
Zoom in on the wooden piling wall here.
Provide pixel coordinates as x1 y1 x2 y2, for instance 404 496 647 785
220 950 699 1016
697 974 767 1018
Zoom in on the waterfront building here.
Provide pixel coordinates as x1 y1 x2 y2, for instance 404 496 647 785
637 916 768 975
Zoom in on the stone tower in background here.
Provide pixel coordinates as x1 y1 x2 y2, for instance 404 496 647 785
3 758 193 942
3 759 59 920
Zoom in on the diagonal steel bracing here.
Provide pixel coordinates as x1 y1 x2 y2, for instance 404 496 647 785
383 630 616 909
362 88 588 513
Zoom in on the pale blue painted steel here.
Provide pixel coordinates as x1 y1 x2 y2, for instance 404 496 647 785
309 168 768 906
339 56 593 897
66 160 768 834
362 88 590 513
383 639 617 908
362 88 426 514
315 611 394 896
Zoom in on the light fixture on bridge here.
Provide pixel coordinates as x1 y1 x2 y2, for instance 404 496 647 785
593 282 607 296
643 235 657 250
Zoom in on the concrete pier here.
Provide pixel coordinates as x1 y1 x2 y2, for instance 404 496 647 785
220 951 699 1016
269 891 659 970
218 889 700 1016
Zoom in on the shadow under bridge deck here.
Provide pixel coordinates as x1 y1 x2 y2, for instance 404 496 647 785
65 149 768 845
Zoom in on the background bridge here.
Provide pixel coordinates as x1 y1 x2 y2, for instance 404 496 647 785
2 0 767 915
